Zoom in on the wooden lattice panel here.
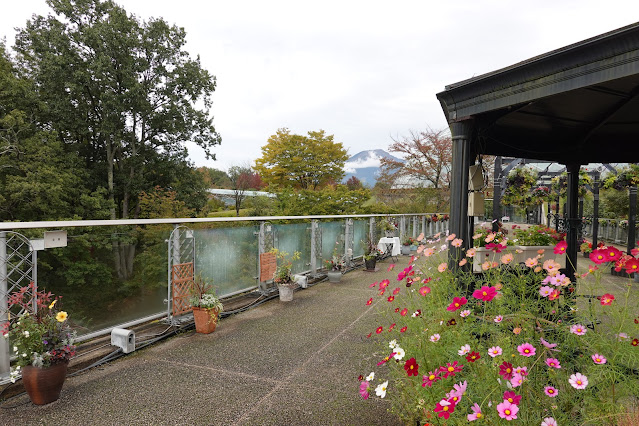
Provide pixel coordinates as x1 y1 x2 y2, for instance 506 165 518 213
260 252 277 282
172 262 194 316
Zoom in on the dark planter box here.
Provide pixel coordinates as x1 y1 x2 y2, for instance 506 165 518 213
610 267 633 278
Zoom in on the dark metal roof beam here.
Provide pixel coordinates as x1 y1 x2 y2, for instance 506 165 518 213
580 87 639 145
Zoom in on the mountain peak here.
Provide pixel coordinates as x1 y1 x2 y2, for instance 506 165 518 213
343 149 403 185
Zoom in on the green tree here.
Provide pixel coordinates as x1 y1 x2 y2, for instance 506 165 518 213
255 128 348 190
14 0 220 278
197 167 231 188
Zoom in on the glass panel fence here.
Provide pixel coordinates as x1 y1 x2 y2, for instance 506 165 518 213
321 221 344 262
275 222 311 275
353 220 368 257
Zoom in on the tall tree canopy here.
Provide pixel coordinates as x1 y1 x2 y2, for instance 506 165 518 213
14 0 221 222
255 128 348 190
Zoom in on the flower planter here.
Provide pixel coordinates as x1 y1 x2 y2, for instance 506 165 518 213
192 306 219 334
278 284 294 302
22 361 68 405
472 246 517 273
514 245 558 266
327 270 342 283
401 245 411 255
409 245 417 251
385 231 395 238
364 258 377 271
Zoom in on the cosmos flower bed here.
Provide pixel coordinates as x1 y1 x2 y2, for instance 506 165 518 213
358 232 639 425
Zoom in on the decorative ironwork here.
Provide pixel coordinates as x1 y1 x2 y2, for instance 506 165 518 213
171 263 194 316
1 232 35 319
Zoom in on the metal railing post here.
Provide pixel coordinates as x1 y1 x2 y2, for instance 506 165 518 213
310 220 319 273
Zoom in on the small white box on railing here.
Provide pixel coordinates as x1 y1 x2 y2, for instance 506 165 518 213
111 328 135 353
293 274 308 289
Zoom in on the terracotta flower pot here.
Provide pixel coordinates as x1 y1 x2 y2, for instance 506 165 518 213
22 361 68 405
192 306 219 334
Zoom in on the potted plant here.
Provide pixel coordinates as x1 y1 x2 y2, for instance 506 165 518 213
401 236 414 255
580 240 593 258
272 249 300 301
3 282 76 405
379 218 397 237
190 273 224 334
363 239 381 271
325 246 345 283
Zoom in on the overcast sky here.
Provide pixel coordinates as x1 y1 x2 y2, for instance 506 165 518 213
2 1 639 171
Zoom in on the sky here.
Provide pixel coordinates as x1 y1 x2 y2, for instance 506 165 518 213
2 0 639 172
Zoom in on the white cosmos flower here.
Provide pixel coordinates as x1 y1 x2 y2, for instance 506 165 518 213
23 331 29 337
458 344 471 355
375 381 388 398
393 347 405 360
366 372 375 381
388 339 397 349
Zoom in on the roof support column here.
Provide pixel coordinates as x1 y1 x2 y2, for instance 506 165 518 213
565 163 580 281
448 120 473 269
492 156 503 232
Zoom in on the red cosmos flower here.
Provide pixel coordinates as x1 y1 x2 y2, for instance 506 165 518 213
600 293 615 306
590 249 608 264
605 246 623 262
368 282 377 288
376 326 383 334
405 278 414 287
548 289 561 301
393 287 401 295
358 374 364 381
485 242 506 253
404 357 419 376
387 296 395 302
499 362 515 380
440 361 464 378
434 398 456 419
387 264 395 272
400 308 408 316
400 326 407 333
388 323 396 332
447 296 468 312
366 298 373 306
632 338 639 347
465 351 481 362
377 352 396 366
366 333 372 338
379 279 390 290
378 289 386 296
394 307 400 313
472 286 497 302
625 258 639 274
419 286 431 296
503 391 522 405
423 277 433 284
554 240 568 254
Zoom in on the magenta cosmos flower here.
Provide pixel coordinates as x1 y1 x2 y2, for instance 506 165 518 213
570 324 587 335
545 358 561 369
447 296 467 311
569 372 589 389
422 370 442 387
592 353 607 364
544 386 558 397
503 391 521 405
553 240 567 254
496 400 519 420
418 286 431 296
472 285 497 302
441 361 463 378
517 342 536 357
499 362 515 380
359 381 370 399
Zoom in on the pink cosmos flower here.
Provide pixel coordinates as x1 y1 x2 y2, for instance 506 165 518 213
446 233 456 241
459 258 468 266
513 366 528 376
545 358 561 369
539 286 553 297
544 386 558 397
423 247 435 257
569 372 588 389
452 380 468 397
496 400 519 420
466 248 476 258
494 315 503 323
460 310 471 318
422 370 441 387
488 346 503 357
570 324 587 335
359 381 370 399
503 391 521 405
485 233 495 243
510 373 524 388
501 253 514 264
467 402 483 421
418 286 431 296
386 264 395 272
525 257 538 267
473 286 497 302
451 238 463 247
447 296 467 311
540 338 559 351
517 342 536 357
458 344 471 356
541 418 558 426
438 262 448 273
592 353 607 364
429 334 440 343
481 261 491 271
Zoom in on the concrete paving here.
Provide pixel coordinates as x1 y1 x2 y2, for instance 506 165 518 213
1 257 406 425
